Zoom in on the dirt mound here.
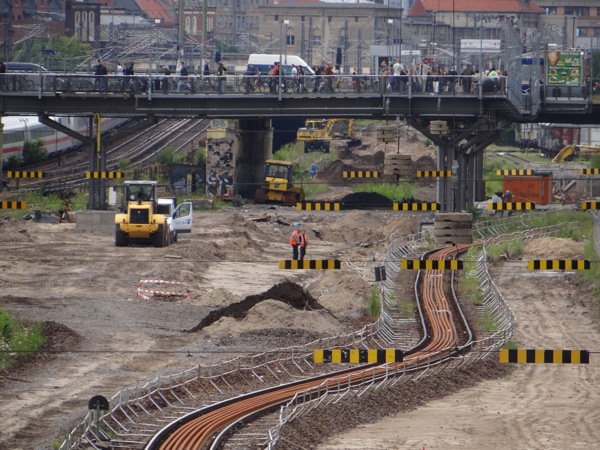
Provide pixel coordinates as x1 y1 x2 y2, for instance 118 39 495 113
341 192 393 209
523 237 585 260
412 155 437 172
0 321 81 389
187 281 324 332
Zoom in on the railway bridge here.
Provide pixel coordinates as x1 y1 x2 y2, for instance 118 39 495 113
1 71 599 211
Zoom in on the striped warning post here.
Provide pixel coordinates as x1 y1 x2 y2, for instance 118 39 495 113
488 202 535 211
342 170 380 179
499 349 590 364
85 171 124 179
527 260 590 270
0 201 27 209
581 201 599 210
314 348 403 364
495 169 534 176
6 170 45 178
296 202 342 211
279 260 341 270
579 168 600 175
401 260 463 270
416 170 452 178
393 202 439 211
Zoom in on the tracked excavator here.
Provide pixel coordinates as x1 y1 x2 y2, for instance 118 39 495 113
254 159 305 206
552 144 600 163
297 118 358 153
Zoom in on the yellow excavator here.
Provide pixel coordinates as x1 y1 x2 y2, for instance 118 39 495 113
254 159 305 206
297 118 357 153
552 144 600 163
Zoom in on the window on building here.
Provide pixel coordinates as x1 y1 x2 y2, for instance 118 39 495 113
286 35 295 45
355 17 359 23
274 15 278 21
545 7 557 14
565 7 589 16
313 35 322 46
328 16 332 23
576 27 587 37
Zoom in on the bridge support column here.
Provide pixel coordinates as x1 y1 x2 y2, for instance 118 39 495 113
206 118 272 200
88 114 106 210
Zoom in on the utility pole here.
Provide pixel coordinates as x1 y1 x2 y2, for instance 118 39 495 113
178 0 185 62
201 0 207 70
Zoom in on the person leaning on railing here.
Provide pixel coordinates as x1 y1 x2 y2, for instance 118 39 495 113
0 60 5 91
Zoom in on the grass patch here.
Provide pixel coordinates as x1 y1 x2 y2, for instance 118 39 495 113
0 310 46 371
367 287 381 318
460 247 484 305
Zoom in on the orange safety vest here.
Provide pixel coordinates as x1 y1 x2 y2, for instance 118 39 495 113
290 229 300 245
299 233 307 248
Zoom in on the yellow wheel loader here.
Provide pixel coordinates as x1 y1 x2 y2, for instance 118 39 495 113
114 180 170 247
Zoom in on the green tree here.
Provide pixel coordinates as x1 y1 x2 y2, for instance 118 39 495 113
589 154 600 169
22 139 48 165
11 36 92 71
592 50 600 80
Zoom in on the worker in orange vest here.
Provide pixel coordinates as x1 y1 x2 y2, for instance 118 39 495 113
298 231 308 261
290 228 301 260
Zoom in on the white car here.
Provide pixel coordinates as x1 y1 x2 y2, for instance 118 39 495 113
156 198 193 243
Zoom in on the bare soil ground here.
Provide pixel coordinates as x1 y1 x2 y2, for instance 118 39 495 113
1 125 599 450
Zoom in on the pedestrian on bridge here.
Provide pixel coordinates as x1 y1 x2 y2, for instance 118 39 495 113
217 62 227 94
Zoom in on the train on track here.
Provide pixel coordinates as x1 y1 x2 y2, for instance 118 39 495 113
1 115 129 164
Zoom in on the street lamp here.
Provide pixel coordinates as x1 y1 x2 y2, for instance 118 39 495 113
388 19 393 61
279 19 289 102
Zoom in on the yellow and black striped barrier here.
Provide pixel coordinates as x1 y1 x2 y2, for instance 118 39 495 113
342 170 380 179
0 201 27 209
527 260 590 270
85 171 124 179
393 202 440 211
579 168 600 175
416 170 452 178
581 201 600 210
401 260 463 270
488 202 535 211
496 169 534 176
279 260 341 270
296 202 342 211
6 170 45 178
499 349 589 364
314 348 403 364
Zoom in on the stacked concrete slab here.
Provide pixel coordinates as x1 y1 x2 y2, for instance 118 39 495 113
434 212 473 245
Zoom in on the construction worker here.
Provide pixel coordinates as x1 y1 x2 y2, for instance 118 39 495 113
298 231 308 261
290 228 301 260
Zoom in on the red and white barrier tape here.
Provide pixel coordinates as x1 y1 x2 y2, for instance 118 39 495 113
137 279 189 300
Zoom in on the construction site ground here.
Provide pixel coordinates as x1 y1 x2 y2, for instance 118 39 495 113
1 124 600 449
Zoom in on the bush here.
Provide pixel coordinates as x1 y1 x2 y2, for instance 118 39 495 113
22 139 48 165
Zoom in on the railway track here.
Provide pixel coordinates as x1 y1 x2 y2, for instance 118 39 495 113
489 149 533 168
9 118 209 191
145 244 471 450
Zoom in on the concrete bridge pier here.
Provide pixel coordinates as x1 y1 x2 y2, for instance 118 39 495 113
407 116 504 212
206 118 273 200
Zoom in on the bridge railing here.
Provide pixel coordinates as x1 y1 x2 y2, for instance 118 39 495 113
0 72 512 98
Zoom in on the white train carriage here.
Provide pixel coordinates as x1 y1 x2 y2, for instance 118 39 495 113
1 115 127 163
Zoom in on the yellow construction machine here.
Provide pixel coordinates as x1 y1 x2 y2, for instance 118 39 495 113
254 159 305 206
297 118 357 153
552 144 600 163
114 180 170 247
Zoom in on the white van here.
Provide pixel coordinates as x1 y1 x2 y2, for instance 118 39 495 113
247 54 315 76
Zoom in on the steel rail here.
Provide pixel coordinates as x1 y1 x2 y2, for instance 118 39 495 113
146 244 472 450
